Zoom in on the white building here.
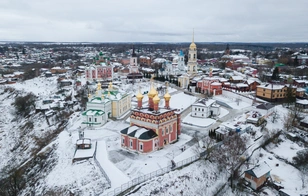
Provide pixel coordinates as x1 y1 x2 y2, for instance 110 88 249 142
82 82 111 127
191 99 220 118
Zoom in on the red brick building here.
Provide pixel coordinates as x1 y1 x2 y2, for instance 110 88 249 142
120 83 181 153
197 77 222 96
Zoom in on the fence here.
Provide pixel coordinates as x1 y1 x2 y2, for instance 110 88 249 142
93 141 112 187
98 154 200 196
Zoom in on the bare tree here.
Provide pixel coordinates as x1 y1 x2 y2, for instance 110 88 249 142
192 133 216 160
299 166 308 189
212 133 248 189
283 111 294 132
271 109 279 123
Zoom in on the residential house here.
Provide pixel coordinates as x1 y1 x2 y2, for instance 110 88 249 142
245 79 261 91
244 161 271 190
256 84 296 102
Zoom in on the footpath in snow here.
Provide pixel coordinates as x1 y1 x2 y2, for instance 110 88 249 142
96 140 130 188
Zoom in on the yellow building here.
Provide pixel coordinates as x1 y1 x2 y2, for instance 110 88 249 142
256 84 296 102
104 82 131 118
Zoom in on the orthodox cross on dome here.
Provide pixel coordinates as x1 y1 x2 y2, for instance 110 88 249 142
165 81 169 93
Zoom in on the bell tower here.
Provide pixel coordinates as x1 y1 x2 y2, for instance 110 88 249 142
187 30 198 75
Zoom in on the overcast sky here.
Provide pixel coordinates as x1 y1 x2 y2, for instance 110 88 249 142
0 0 307 43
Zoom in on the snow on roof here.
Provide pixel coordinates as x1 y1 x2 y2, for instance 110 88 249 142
258 84 286 90
193 99 216 107
83 109 104 116
246 79 260 85
127 126 140 135
211 82 222 86
231 76 243 80
236 83 248 88
296 99 308 105
246 161 271 178
134 128 149 138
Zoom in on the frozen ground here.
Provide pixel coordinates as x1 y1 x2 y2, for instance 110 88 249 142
213 94 252 109
182 114 216 127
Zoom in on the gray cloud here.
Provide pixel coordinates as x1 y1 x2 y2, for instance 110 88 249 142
0 0 307 42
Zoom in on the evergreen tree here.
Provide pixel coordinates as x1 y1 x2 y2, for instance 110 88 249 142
285 84 296 105
271 67 280 81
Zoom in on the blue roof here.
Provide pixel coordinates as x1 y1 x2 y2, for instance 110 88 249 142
179 50 184 56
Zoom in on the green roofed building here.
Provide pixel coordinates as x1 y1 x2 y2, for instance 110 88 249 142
82 81 131 127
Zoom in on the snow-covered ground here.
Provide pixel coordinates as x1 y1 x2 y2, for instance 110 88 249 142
168 92 197 110
7 76 60 96
2 75 308 196
182 114 216 127
213 94 252 109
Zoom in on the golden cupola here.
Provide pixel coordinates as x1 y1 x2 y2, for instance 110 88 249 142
153 93 160 104
164 91 171 101
97 82 102 90
148 86 157 98
136 88 144 100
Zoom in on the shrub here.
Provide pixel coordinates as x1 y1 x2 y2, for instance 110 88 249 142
13 93 36 117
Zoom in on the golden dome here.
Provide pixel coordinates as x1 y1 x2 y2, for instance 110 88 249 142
148 85 157 98
136 91 144 100
189 42 197 50
153 94 160 104
108 82 113 91
97 82 102 90
164 92 171 101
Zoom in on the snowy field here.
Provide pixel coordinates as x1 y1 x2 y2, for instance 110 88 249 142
249 148 308 196
168 92 197 110
182 114 216 127
213 94 252 109
6 76 61 96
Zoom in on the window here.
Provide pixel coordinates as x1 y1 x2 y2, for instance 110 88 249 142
130 139 133 148
193 54 196 59
202 114 204 117
139 143 143 151
122 137 125 144
195 108 197 111
89 117 91 122
263 93 265 96
198 108 200 111
263 89 265 91
166 127 168 134
202 109 204 112
195 113 197 115
162 129 164 136
94 118 97 122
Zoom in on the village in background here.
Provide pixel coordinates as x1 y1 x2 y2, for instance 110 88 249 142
0 40 308 196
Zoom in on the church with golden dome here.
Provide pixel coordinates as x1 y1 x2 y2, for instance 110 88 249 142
82 81 131 127
120 79 181 153
187 31 198 75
